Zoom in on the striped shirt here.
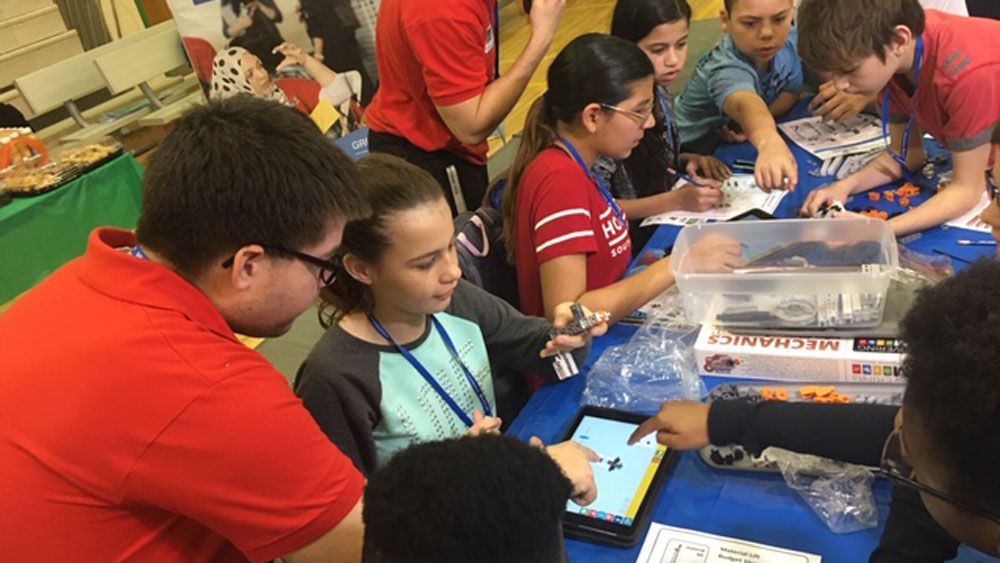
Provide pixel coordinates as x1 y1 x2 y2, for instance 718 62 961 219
513 147 632 317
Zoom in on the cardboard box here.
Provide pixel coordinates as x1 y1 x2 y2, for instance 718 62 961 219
695 324 904 383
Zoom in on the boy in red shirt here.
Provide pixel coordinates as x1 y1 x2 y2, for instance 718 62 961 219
364 0 564 214
799 0 1000 235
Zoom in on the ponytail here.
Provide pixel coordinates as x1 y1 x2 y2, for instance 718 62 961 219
498 33 653 264
501 94 559 263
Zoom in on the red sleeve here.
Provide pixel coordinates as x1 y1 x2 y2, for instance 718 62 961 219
122 368 364 562
527 158 599 264
407 15 489 106
941 67 1000 151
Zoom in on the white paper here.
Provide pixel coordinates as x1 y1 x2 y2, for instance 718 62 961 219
640 175 788 227
945 192 993 233
636 523 822 563
779 115 886 160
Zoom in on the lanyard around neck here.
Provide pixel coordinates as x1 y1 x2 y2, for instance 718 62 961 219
367 313 491 427
881 35 924 184
656 89 681 170
558 136 626 225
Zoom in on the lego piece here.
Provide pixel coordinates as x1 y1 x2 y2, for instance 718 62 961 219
884 191 896 202
774 388 789 401
867 191 881 202
899 197 911 208
761 387 775 400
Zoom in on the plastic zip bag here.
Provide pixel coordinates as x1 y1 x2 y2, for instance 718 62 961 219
763 448 879 534
581 288 707 413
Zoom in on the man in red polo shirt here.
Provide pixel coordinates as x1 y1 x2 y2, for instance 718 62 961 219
0 97 369 562
0 96 601 562
365 0 565 214
798 1 1000 235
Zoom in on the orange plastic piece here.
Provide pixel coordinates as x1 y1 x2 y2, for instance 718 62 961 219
774 388 789 401
868 191 881 201
884 191 896 202
814 396 835 404
899 197 911 208
800 386 837 400
878 211 890 220
834 394 852 404
761 388 775 400
897 183 921 197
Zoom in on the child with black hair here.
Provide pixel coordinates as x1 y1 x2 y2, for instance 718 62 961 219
631 259 1000 560
295 153 606 485
602 0 732 251
672 0 801 191
500 33 742 323
363 434 576 563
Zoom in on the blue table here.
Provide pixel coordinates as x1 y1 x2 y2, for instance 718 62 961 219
507 101 996 562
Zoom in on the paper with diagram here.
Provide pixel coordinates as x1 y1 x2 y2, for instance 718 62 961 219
640 175 787 227
636 523 822 563
945 191 993 233
779 114 886 160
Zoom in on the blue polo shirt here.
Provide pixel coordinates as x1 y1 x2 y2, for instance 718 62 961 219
675 27 803 147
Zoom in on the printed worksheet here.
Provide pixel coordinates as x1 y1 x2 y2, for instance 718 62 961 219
945 192 993 233
636 524 822 563
778 115 886 160
640 175 787 227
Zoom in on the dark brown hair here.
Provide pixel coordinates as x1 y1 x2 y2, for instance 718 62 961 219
136 96 368 277
498 33 653 262
797 0 925 74
318 153 446 327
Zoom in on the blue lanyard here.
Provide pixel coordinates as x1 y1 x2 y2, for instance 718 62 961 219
881 36 923 184
657 89 681 171
558 137 627 225
491 0 500 80
131 245 150 260
367 313 491 427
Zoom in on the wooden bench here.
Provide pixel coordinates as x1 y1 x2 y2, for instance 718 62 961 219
92 22 205 129
13 21 189 144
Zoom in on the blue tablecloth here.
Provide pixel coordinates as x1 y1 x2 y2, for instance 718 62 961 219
506 100 995 562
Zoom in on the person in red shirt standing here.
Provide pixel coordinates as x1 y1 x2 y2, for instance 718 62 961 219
799 0 1000 235
364 0 565 215
0 97 371 562
499 34 736 323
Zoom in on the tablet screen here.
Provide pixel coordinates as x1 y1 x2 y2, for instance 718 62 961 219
565 415 668 526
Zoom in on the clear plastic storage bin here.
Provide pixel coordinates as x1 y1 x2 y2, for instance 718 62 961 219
670 219 898 329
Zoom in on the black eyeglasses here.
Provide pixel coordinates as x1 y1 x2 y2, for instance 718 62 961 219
221 244 340 286
878 428 1000 523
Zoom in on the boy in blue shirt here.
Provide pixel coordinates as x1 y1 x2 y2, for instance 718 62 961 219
674 0 801 191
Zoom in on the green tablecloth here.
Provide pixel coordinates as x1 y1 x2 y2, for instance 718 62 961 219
0 154 144 303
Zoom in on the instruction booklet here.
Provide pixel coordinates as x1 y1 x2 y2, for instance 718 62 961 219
640 175 787 227
778 114 885 160
636 523 821 563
